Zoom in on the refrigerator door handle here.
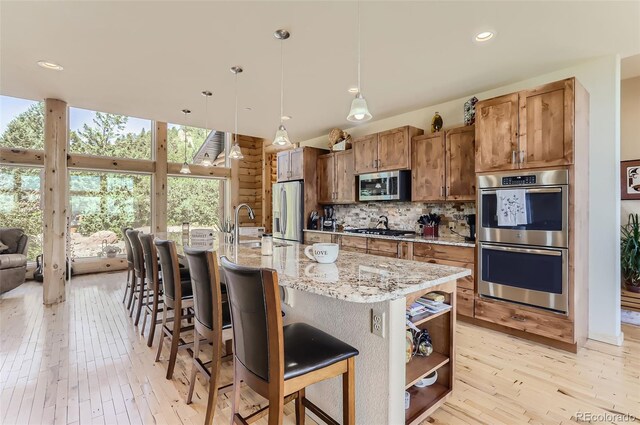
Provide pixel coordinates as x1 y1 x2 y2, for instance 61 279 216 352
281 186 287 235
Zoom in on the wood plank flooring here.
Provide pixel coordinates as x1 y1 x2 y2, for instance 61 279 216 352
1 272 639 425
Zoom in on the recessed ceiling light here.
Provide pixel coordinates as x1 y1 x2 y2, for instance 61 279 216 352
281 115 292 121
37 60 63 71
348 87 359 94
474 31 495 42
244 107 252 111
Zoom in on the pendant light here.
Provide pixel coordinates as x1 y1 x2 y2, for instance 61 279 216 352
228 66 244 160
347 1 372 123
180 109 192 174
273 29 292 146
201 90 213 166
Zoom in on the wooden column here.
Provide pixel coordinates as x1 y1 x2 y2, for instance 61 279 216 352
153 122 168 233
42 99 68 305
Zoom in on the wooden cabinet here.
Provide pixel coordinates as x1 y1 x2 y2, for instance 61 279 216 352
276 147 305 182
518 79 574 168
412 132 445 202
316 150 356 204
412 125 475 202
446 126 476 201
475 93 519 172
304 232 333 244
353 126 423 175
475 78 576 172
367 238 399 258
338 235 367 253
353 134 378 174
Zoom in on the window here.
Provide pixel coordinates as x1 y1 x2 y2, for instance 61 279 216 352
167 124 226 166
0 95 44 150
69 107 152 159
167 176 223 242
69 171 151 258
0 166 43 261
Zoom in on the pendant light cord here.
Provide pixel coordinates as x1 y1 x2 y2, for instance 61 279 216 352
357 0 361 93
183 111 188 163
280 39 284 124
234 72 238 145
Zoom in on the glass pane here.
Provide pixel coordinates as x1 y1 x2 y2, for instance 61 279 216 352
167 176 223 242
481 191 563 231
481 248 563 294
0 95 44 150
69 107 152 160
0 166 43 261
167 124 226 166
69 171 151 258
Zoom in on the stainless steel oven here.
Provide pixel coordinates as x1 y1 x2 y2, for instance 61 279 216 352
478 169 570 314
358 170 411 201
478 169 569 247
478 242 569 313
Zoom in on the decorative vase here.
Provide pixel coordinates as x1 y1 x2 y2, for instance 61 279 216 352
431 112 443 132
464 96 479 126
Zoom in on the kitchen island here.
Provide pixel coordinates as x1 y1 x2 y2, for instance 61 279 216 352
208 238 471 424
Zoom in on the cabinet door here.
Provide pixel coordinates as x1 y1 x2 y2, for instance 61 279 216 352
377 126 410 171
317 154 335 204
446 126 476 201
518 79 574 169
353 134 378 175
276 151 291 182
475 93 519 172
289 148 305 180
411 132 445 202
334 150 356 204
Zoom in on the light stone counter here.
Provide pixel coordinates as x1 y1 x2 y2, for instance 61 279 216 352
304 228 476 248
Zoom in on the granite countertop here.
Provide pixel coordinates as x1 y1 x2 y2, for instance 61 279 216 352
190 238 471 303
303 229 476 248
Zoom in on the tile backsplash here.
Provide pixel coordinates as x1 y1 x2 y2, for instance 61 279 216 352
331 202 476 237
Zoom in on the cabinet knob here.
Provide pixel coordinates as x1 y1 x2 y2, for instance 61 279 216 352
510 315 526 322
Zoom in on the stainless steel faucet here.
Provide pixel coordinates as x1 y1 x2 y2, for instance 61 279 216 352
234 203 256 244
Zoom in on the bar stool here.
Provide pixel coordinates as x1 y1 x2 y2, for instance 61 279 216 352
183 247 233 425
121 227 134 307
126 229 147 325
220 257 359 425
154 239 196 379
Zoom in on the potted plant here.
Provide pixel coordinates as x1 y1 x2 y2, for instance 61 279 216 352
621 213 640 293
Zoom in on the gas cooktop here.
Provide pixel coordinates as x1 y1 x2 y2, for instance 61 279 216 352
344 228 416 237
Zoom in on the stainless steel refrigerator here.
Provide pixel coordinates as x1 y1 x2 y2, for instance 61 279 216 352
272 181 304 242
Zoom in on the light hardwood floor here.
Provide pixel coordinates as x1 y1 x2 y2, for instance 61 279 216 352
1 272 638 425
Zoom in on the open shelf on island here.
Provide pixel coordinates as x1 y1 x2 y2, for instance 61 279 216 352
405 352 449 389
405 382 451 425
408 304 451 326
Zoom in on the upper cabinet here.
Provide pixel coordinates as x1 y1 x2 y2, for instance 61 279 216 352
317 150 356 204
353 126 423 175
276 147 305 182
475 78 575 172
412 125 475 202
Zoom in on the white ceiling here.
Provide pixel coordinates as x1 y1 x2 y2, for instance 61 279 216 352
1 1 639 142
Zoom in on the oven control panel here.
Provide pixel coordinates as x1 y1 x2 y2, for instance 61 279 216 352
502 175 536 186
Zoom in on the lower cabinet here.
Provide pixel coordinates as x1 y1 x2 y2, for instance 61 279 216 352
457 288 475 317
367 238 399 258
338 235 367 253
303 232 333 244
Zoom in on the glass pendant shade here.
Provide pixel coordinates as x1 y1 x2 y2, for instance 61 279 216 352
347 93 372 122
273 124 291 146
201 152 212 167
228 142 244 160
180 162 191 174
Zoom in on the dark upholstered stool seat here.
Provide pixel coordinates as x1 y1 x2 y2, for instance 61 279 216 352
221 302 232 330
283 322 359 380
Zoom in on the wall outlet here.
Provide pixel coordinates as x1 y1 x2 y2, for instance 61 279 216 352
371 308 385 338
449 222 457 232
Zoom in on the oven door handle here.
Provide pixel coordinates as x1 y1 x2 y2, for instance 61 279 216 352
481 243 563 256
480 187 563 195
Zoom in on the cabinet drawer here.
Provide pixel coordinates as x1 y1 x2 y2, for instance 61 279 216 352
413 243 474 262
412 256 474 290
475 298 574 343
367 250 398 258
304 232 332 244
367 238 398 253
339 236 367 250
457 288 474 317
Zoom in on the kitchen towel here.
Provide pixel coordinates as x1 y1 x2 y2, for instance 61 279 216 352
497 189 528 226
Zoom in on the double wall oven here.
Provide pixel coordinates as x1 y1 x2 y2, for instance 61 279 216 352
477 169 569 314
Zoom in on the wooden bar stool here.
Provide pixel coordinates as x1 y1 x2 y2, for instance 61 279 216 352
126 229 147 325
183 247 233 425
154 239 196 379
121 227 135 307
220 257 359 425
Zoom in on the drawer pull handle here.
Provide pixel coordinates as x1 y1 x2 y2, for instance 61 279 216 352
511 315 526 322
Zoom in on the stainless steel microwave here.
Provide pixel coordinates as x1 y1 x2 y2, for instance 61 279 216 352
358 170 411 201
